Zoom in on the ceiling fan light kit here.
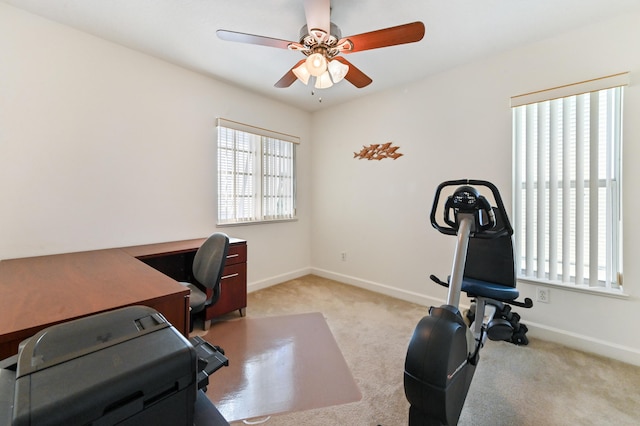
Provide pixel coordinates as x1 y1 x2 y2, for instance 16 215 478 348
314 71 333 89
217 0 425 92
292 62 311 84
327 59 349 82
293 56 349 88
305 51 328 76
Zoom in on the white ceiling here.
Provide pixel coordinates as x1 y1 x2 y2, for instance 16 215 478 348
5 0 640 112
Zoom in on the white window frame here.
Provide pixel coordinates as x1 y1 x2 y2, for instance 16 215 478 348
511 73 628 294
216 118 298 225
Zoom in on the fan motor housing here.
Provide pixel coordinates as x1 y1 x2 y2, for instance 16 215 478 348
299 23 341 46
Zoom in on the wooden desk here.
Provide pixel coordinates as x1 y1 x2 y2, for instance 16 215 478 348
0 248 189 359
0 237 247 358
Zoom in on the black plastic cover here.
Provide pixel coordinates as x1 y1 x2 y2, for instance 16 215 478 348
12 306 197 426
404 307 476 425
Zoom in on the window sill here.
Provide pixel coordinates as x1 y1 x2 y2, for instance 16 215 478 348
517 277 629 300
216 218 298 227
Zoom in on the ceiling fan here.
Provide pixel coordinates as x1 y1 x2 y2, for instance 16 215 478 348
216 0 425 90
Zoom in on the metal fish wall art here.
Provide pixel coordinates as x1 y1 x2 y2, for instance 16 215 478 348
353 142 403 160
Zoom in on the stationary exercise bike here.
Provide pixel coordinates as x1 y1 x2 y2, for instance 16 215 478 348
404 179 533 425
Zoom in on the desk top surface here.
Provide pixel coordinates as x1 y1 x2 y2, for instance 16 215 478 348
122 237 245 259
0 237 244 341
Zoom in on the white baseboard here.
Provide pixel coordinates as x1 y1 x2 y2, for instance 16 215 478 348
310 268 447 307
247 267 312 293
524 322 640 366
248 268 640 367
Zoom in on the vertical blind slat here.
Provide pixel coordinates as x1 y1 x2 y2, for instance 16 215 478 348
549 100 559 281
562 97 572 283
513 108 524 272
525 104 536 277
537 102 547 279
575 94 585 286
589 92 600 286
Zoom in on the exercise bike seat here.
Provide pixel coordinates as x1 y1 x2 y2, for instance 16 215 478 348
461 277 519 301
461 206 518 302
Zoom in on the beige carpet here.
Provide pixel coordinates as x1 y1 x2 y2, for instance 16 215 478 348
201 275 640 425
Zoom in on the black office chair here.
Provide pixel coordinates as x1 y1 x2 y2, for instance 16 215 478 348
180 232 230 331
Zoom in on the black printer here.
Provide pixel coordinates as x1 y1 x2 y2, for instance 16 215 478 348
0 306 228 426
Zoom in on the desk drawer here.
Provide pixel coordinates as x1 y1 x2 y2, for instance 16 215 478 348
225 242 246 266
220 262 245 285
205 262 247 318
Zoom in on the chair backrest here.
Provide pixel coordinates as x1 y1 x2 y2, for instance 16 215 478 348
192 233 230 296
463 208 516 288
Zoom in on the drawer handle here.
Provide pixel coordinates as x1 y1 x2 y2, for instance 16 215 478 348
221 273 239 280
226 254 239 259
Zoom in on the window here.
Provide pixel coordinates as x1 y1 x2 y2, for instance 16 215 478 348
216 118 298 224
511 73 628 291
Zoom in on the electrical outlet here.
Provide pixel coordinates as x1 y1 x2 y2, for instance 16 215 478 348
340 252 347 262
536 287 550 303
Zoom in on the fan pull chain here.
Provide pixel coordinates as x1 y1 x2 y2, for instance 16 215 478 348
309 89 322 103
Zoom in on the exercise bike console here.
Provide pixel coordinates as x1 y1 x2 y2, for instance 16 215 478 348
404 180 532 425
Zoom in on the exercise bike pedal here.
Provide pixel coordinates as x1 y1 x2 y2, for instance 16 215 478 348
507 312 523 332
486 318 514 341
498 304 513 321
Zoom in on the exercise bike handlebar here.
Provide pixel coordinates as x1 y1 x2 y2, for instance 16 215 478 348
430 179 513 239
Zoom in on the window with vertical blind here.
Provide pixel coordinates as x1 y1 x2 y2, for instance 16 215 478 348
511 73 628 292
216 118 298 225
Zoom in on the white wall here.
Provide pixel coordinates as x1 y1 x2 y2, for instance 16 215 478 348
310 12 640 365
0 3 312 286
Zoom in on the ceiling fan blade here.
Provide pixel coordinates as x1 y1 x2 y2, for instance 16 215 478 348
217 29 295 49
340 21 425 53
303 0 330 34
333 57 372 88
274 59 306 88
